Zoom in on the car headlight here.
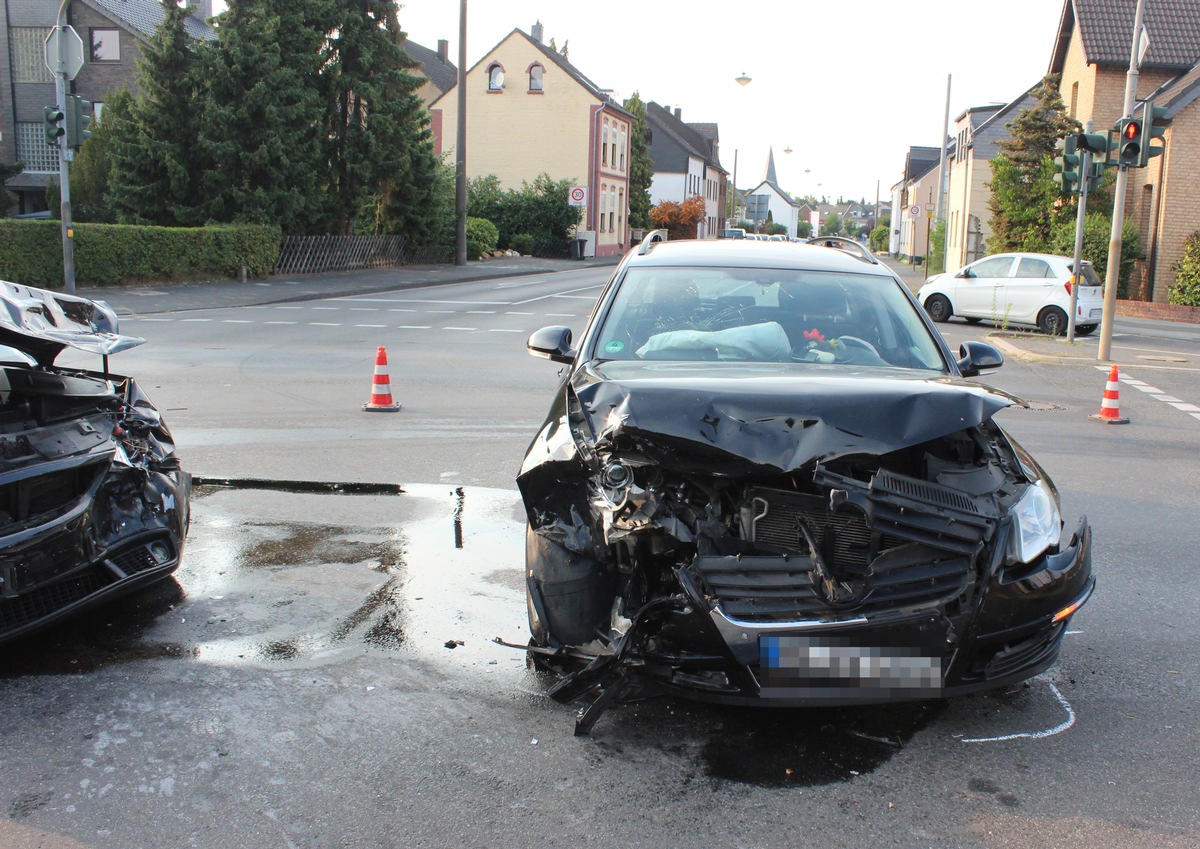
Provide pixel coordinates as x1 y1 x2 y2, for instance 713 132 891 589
1007 479 1063 564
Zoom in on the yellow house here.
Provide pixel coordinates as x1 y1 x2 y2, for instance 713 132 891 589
1051 0 1200 300
403 38 457 109
430 23 632 257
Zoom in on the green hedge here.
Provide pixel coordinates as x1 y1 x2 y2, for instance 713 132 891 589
0 220 281 288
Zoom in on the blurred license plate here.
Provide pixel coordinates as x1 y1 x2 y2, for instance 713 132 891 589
758 634 941 697
1089 308 1103 318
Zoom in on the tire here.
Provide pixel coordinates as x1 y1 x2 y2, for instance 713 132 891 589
1076 323 1097 336
1038 306 1068 336
925 294 952 323
525 523 613 647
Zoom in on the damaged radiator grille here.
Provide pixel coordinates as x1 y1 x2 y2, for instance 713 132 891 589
0 463 102 532
0 570 108 630
693 552 972 620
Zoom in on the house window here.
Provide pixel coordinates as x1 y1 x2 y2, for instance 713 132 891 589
15 122 59 172
528 64 543 92
602 124 609 166
609 186 615 232
1069 82 1079 118
90 28 120 62
487 63 505 91
618 189 624 238
600 185 608 231
11 28 53 83
620 130 626 170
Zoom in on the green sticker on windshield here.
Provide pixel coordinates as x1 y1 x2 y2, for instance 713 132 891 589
604 340 625 354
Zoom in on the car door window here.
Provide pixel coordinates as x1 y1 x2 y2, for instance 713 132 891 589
1016 258 1053 278
967 257 1014 279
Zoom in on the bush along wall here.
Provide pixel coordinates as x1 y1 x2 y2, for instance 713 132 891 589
0 220 281 288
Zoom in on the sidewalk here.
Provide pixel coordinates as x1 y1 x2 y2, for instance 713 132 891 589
79 254 621 316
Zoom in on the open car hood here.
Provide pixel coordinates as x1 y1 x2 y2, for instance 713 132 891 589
572 360 1019 473
0 281 144 365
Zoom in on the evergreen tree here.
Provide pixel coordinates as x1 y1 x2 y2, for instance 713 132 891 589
107 0 208 225
74 89 132 222
341 2 439 238
197 0 334 233
623 92 653 230
986 74 1079 253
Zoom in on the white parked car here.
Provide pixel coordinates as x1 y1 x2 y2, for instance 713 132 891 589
917 253 1104 335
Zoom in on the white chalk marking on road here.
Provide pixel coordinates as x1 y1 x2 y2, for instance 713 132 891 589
960 682 1076 744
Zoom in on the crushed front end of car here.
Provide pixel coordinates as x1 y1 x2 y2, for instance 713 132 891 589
517 362 1092 733
0 281 190 645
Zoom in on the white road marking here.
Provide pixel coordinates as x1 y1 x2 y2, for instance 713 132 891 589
221 320 254 323
467 310 496 314
181 318 211 322
505 311 535 316
265 321 297 325
308 322 341 326
444 327 477 331
338 297 510 305
960 682 1076 744
488 328 524 333
398 325 431 330
545 313 576 318
354 324 387 328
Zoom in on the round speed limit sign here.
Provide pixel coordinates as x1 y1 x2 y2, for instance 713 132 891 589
909 205 921 217
569 186 588 206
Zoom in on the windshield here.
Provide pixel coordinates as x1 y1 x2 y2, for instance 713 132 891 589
591 266 947 370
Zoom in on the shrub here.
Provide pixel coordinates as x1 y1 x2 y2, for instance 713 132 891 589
869 224 889 252
509 233 534 255
0 220 279 287
1050 213 1139 296
1169 231 1200 306
464 216 498 260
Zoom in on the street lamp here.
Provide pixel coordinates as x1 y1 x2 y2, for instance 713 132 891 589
735 72 752 86
730 72 753 228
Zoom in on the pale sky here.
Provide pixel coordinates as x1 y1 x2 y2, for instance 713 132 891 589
211 1 1069 204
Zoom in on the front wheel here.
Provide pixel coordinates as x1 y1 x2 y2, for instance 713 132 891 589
925 294 952 323
1038 306 1068 336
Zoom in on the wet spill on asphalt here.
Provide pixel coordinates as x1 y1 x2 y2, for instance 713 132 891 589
0 483 954 786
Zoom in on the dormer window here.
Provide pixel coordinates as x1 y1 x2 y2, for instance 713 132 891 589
487 63 505 91
528 63 544 92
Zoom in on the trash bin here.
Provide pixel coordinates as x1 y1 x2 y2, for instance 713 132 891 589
570 238 586 260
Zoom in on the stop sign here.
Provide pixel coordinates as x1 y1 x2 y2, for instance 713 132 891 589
44 26 85 80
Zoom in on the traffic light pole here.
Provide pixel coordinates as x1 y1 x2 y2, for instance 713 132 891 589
52 0 77 294
1097 0 1146 362
1067 141 1091 343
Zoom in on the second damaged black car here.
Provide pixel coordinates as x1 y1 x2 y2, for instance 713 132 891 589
0 280 190 645
517 235 1093 733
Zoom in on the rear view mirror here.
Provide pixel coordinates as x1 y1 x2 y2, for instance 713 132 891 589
528 326 576 364
957 341 1004 376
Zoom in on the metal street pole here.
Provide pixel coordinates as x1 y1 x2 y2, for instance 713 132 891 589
1067 133 1092 343
454 0 467 267
1097 0 1147 361
54 0 76 293
933 75 951 271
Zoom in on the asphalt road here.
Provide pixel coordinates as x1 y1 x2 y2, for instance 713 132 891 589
3 262 1199 849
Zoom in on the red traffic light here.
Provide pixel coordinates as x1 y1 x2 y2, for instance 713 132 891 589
1123 120 1141 140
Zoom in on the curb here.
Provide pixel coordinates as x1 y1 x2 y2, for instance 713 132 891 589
986 333 1108 365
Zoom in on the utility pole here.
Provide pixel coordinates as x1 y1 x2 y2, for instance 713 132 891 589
454 0 467 266
52 0 77 293
1067 122 1094 343
1097 0 1147 361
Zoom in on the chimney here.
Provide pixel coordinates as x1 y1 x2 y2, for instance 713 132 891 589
674 107 682 120
531 20 544 43
185 0 212 21
437 39 449 63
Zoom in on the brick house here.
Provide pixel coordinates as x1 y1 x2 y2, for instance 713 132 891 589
429 22 632 257
1 0 215 215
1051 0 1200 300
644 102 728 239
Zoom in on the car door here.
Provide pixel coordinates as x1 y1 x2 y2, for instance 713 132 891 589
953 255 1015 319
1005 256 1059 324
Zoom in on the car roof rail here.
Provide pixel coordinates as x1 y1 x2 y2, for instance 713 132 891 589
637 229 669 255
804 236 879 265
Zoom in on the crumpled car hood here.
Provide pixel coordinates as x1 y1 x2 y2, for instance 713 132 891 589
0 280 144 365
572 360 1019 473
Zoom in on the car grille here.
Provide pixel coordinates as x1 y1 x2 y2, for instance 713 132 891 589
0 463 105 533
0 571 107 631
693 552 972 620
701 486 975 620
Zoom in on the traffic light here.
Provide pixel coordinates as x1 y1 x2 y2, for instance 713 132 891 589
1137 99 1168 166
1053 134 1081 195
66 95 93 150
1117 116 1143 166
1077 132 1109 156
1086 157 1106 194
44 105 66 147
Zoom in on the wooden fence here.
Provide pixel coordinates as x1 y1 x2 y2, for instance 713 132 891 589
272 235 454 275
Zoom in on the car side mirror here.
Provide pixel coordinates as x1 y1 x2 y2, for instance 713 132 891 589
957 341 1004 376
956 269 971 278
527 325 576 364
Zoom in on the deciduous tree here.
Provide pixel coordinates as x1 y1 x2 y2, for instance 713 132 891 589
648 195 705 240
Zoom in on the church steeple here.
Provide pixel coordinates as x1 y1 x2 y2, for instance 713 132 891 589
763 148 778 184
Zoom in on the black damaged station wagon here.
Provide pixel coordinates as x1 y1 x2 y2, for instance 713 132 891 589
517 234 1093 732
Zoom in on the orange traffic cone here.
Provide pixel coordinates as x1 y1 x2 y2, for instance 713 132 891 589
1089 364 1129 424
362 346 402 412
